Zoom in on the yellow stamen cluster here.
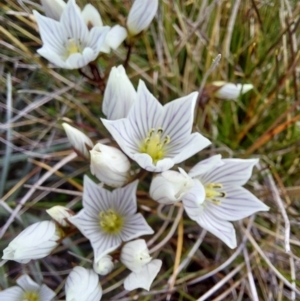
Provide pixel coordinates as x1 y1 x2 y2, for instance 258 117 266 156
22 291 40 301
140 128 170 164
205 183 226 205
99 209 124 234
65 38 82 57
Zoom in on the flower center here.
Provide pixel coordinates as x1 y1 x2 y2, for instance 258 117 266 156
99 209 124 234
140 128 170 164
65 38 82 57
22 291 40 301
205 183 226 205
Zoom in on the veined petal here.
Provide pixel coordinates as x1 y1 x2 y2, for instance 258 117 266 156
199 158 259 186
39 284 57 301
206 186 269 221
105 25 127 50
188 154 223 178
33 10 66 55
65 47 96 69
60 0 89 45
192 209 237 248
16 275 40 291
102 65 137 120
0 286 23 300
40 0 66 20
88 26 110 53
124 259 162 291
37 47 68 68
81 4 103 27
121 213 154 242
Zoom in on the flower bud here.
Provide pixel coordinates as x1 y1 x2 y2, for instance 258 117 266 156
213 81 253 100
62 123 93 159
40 0 66 20
81 4 103 27
102 65 137 120
93 255 114 275
127 0 158 36
46 205 74 227
90 143 130 187
65 267 102 301
2 221 61 264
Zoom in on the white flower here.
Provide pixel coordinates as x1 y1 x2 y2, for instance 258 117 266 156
102 65 137 120
213 81 253 100
90 143 131 188
65 266 102 301
120 239 162 291
46 205 74 227
0 274 56 301
93 255 114 275
2 221 61 264
69 176 154 259
101 80 211 172
33 0 109 69
40 0 66 20
127 0 158 36
150 155 269 248
62 123 94 159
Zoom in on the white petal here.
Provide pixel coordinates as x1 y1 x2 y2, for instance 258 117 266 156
16 275 39 291
90 143 131 187
46 205 74 227
88 26 110 53
150 170 194 204
93 255 114 275
188 154 223 178
124 259 162 291
102 65 137 120
81 4 103 27
65 47 96 69
40 0 66 20
120 239 151 273
199 158 259 186
62 123 93 158
60 0 89 45
39 284 56 301
37 47 68 68
214 82 253 100
105 25 127 50
0 286 23 300
127 0 158 36
206 186 269 221
121 213 154 242
65 267 102 301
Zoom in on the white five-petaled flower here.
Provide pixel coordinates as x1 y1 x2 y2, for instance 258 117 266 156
102 65 137 120
213 81 253 100
90 143 131 188
62 123 94 159
0 274 56 301
127 0 159 37
2 221 61 264
65 266 102 301
150 155 269 248
39 0 127 53
101 80 211 172
69 176 154 259
33 0 109 69
120 239 162 291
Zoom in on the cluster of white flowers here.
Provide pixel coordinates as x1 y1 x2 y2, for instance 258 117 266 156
0 0 268 299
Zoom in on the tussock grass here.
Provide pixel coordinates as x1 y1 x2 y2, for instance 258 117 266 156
0 0 300 300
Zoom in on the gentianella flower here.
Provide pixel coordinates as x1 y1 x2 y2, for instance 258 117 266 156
2 221 61 264
65 266 102 301
90 143 131 188
33 0 109 69
39 0 127 53
150 155 269 248
213 81 253 100
0 274 56 301
101 80 211 172
120 239 162 291
93 255 114 275
62 123 94 159
46 205 74 227
102 65 137 120
127 0 159 37
69 176 154 259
